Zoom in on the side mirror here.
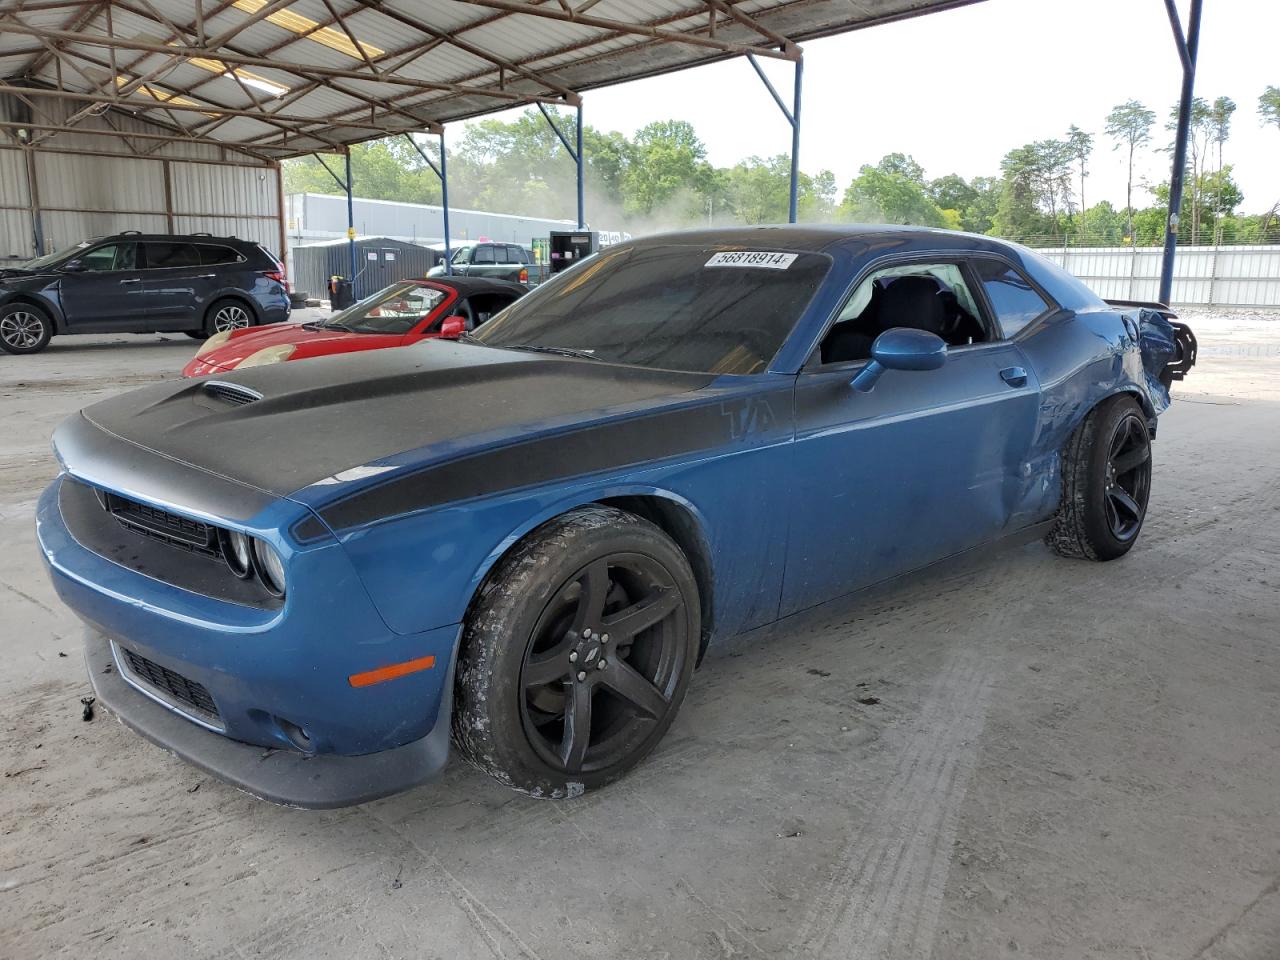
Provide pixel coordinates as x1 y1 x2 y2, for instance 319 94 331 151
61 260 84 273
438 315 467 339
850 327 947 393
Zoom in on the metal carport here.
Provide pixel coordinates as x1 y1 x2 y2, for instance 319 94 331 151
0 0 1202 298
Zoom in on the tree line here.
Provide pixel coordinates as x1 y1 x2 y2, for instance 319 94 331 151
284 85 1280 247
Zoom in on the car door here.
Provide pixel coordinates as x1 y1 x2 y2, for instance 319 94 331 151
470 243 498 277
57 241 146 331
780 259 1043 617
141 241 207 330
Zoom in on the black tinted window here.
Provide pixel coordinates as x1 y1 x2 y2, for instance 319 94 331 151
198 245 240 265
473 245 496 264
78 243 135 271
475 245 831 375
974 259 1051 337
145 242 200 269
509 246 529 264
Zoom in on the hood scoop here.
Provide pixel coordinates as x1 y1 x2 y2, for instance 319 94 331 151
202 381 262 407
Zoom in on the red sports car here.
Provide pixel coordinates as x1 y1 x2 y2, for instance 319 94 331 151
183 276 527 377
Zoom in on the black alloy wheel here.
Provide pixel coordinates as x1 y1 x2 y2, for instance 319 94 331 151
1103 409 1152 542
520 553 686 774
1047 394 1154 561
453 505 699 797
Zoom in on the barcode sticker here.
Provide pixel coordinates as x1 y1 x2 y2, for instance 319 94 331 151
705 251 798 270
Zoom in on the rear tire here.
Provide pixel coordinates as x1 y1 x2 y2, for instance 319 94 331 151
453 506 699 798
0 303 53 355
203 298 254 336
1047 395 1152 561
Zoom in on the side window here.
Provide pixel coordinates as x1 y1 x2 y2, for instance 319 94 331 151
473 245 496 264
507 245 528 264
198 245 240 265
973 259 1052 338
818 262 988 366
144 242 200 269
79 243 132 271
451 246 472 264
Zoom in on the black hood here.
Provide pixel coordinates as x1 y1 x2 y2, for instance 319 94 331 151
79 340 715 499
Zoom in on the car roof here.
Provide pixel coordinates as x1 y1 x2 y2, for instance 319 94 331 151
624 223 1026 258
419 276 528 296
95 233 260 247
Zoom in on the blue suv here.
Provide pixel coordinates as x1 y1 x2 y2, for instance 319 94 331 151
0 232 290 354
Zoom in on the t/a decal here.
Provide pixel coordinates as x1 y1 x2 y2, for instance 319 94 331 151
720 397 777 440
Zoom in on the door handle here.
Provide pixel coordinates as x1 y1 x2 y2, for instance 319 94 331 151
1000 366 1028 387
195 273 216 279
119 278 141 285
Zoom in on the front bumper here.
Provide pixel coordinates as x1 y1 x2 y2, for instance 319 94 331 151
84 626 452 808
38 470 461 807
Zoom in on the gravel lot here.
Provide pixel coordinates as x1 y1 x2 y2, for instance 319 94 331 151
1 308 1278 960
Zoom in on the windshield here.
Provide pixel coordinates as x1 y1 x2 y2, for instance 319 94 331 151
20 240 94 271
472 244 831 374
319 281 449 334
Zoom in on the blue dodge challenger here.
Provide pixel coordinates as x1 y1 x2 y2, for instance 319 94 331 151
36 226 1195 807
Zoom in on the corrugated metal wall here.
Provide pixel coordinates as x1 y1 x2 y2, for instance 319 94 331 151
0 92 283 263
1035 244 1280 308
291 238 438 301
285 192 575 248
0 146 31 259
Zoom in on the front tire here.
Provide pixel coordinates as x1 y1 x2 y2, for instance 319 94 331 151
1047 395 1153 561
0 303 53 355
453 506 699 797
204 298 254 336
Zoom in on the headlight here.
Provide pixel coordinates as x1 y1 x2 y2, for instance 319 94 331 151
220 529 253 578
252 538 286 597
195 330 233 357
238 344 296 368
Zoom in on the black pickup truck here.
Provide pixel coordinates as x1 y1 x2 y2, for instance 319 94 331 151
427 242 547 285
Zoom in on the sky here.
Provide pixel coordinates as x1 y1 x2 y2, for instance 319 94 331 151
461 0 1280 215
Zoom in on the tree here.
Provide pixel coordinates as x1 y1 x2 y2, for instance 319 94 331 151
1259 85 1280 131
621 120 714 219
1066 125 1094 224
1105 100 1156 241
1206 97 1236 242
991 141 1073 239
839 154 946 227
723 155 834 224
1259 86 1280 226
1165 96 1213 242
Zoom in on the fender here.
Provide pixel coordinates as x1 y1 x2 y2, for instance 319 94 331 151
1 290 66 331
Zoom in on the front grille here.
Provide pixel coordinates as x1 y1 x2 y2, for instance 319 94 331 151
104 492 221 558
120 646 221 721
204 381 261 406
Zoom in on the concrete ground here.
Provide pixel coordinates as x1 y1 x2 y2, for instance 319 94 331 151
1 308 1278 960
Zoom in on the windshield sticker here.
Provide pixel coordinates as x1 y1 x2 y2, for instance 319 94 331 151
705 251 798 270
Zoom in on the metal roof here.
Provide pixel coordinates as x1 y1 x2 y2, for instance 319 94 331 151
0 0 984 162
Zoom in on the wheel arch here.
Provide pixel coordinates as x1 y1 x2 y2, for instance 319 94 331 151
1 292 64 332
205 292 261 325
461 485 717 663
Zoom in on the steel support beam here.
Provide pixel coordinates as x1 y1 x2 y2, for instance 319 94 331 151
1159 0 1203 306
536 102 585 228
747 52 804 223
402 131 453 274
576 101 584 229
345 147 357 289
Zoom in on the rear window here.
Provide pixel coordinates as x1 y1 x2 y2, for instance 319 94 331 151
144 242 200 269
974 259 1051 337
197 245 242 265
474 244 831 375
